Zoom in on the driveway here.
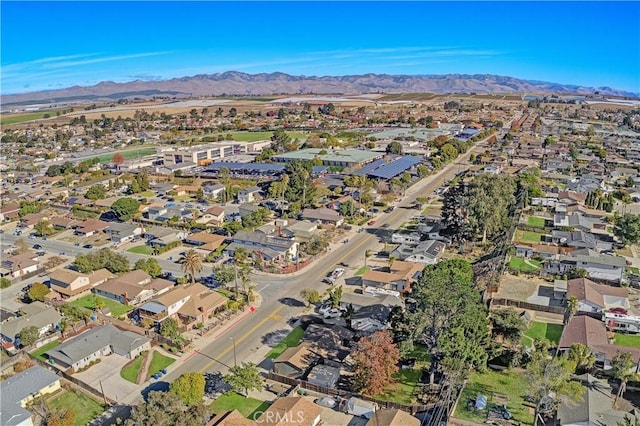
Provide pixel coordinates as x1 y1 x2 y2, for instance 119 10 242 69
74 353 139 403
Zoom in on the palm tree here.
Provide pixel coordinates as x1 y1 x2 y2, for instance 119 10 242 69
281 174 289 204
568 343 595 373
565 296 579 324
181 249 204 284
300 169 309 206
387 255 397 272
233 247 249 296
612 351 639 407
364 250 373 270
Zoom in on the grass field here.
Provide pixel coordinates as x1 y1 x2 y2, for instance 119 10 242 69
147 351 175 378
210 392 270 419
120 355 144 384
521 321 563 347
206 131 307 142
1 110 63 126
508 257 541 272
48 389 106 426
128 245 153 255
31 340 61 361
514 229 545 244
95 148 156 164
71 294 134 318
377 368 422 404
614 333 640 349
266 326 305 359
454 369 534 425
526 216 546 227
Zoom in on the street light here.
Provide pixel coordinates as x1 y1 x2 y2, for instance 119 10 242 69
230 337 237 368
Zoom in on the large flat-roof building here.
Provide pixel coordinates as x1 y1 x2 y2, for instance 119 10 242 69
163 143 254 166
272 148 383 168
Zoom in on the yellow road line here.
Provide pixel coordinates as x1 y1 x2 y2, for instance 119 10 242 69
197 305 284 373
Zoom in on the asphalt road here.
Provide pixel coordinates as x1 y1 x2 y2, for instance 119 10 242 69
157 139 490 394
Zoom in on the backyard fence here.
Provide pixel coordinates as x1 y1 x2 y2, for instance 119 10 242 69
489 298 565 315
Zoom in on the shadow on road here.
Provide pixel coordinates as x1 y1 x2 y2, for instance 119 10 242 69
140 380 170 400
261 329 291 347
278 297 305 307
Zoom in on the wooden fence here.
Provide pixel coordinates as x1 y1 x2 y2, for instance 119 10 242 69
489 298 565 315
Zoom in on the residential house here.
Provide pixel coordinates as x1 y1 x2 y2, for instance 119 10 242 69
367 409 420 426
74 219 110 237
1 252 41 279
203 184 226 199
207 410 257 426
558 316 640 370
567 278 629 314
0 202 20 222
301 208 344 227
391 240 446 265
44 324 151 371
137 283 228 329
146 206 168 221
49 216 79 230
144 227 187 248
93 270 174 306
184 231 227 251
256 397 322 426
19 213 50 229
544 250 627 283
228 231 298 261
49 268 114 301
285 221 318 243
105 222 143 244
361 260 423 294
551 230 613 252
307 364 341 389
237 186 261 203
0 302 61 348
197 206 226 227
273 344 319 378
557 374 637 426
0 366 61 426
238 203 263 218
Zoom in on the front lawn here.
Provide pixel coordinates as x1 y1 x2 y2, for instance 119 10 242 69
121 355 144 384
47 389 106 426
521 321 563 347
128 245 153 255
210 392 271 419
71 294 134 318
454 369 534 425
147 351 175 378
526 216 546 227
508 257 541 272
354 266 370 276
31 340 61 361
266 326 305 359
614 333 640 349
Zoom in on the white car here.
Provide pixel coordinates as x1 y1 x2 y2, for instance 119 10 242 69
323 308 343 319
318 303 333 315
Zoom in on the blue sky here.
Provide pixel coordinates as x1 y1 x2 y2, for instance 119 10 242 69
2 1 639 94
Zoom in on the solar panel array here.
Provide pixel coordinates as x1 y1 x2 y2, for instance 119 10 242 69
206 162 285 172
353 159 386 176
368 156 422 179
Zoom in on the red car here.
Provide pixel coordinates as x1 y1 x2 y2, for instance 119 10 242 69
609 307 629 315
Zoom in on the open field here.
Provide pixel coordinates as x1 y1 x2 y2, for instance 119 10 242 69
210 392 270 419
1 110 63 126
96 148 157 163
521 321 563 347
454 369 534 425
71 294 134 318
47 389 106 426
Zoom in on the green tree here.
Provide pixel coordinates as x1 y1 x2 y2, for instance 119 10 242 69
618 415 640 426
386 141 403 155
612 351 639 406
160 318 180 339
283 161 315 207
34 219 52 237
212 264 236 287
18 325 40 346
134 258 162 278
0 278 10 289
111 197 140 221
126 391 209 426
28 282 50 302
568 343 596 374
224 362 263 396
85 184 106 200
352 331 399 395
615 214 640 246
490 309 526 344
170 372 205 405
300 288 321 306
526 355 583 425
329 285 343 308
14 238 29 254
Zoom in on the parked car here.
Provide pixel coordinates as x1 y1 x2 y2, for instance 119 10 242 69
83 244 93 249
609 307 629 315
323 308 343 319
315 397 337 408
33 244 42 250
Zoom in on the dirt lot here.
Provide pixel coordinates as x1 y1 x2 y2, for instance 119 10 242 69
494 273 550 302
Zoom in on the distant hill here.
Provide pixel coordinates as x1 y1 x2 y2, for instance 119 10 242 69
2 71 638 107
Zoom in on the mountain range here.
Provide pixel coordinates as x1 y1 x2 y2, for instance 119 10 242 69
2 72 637 107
